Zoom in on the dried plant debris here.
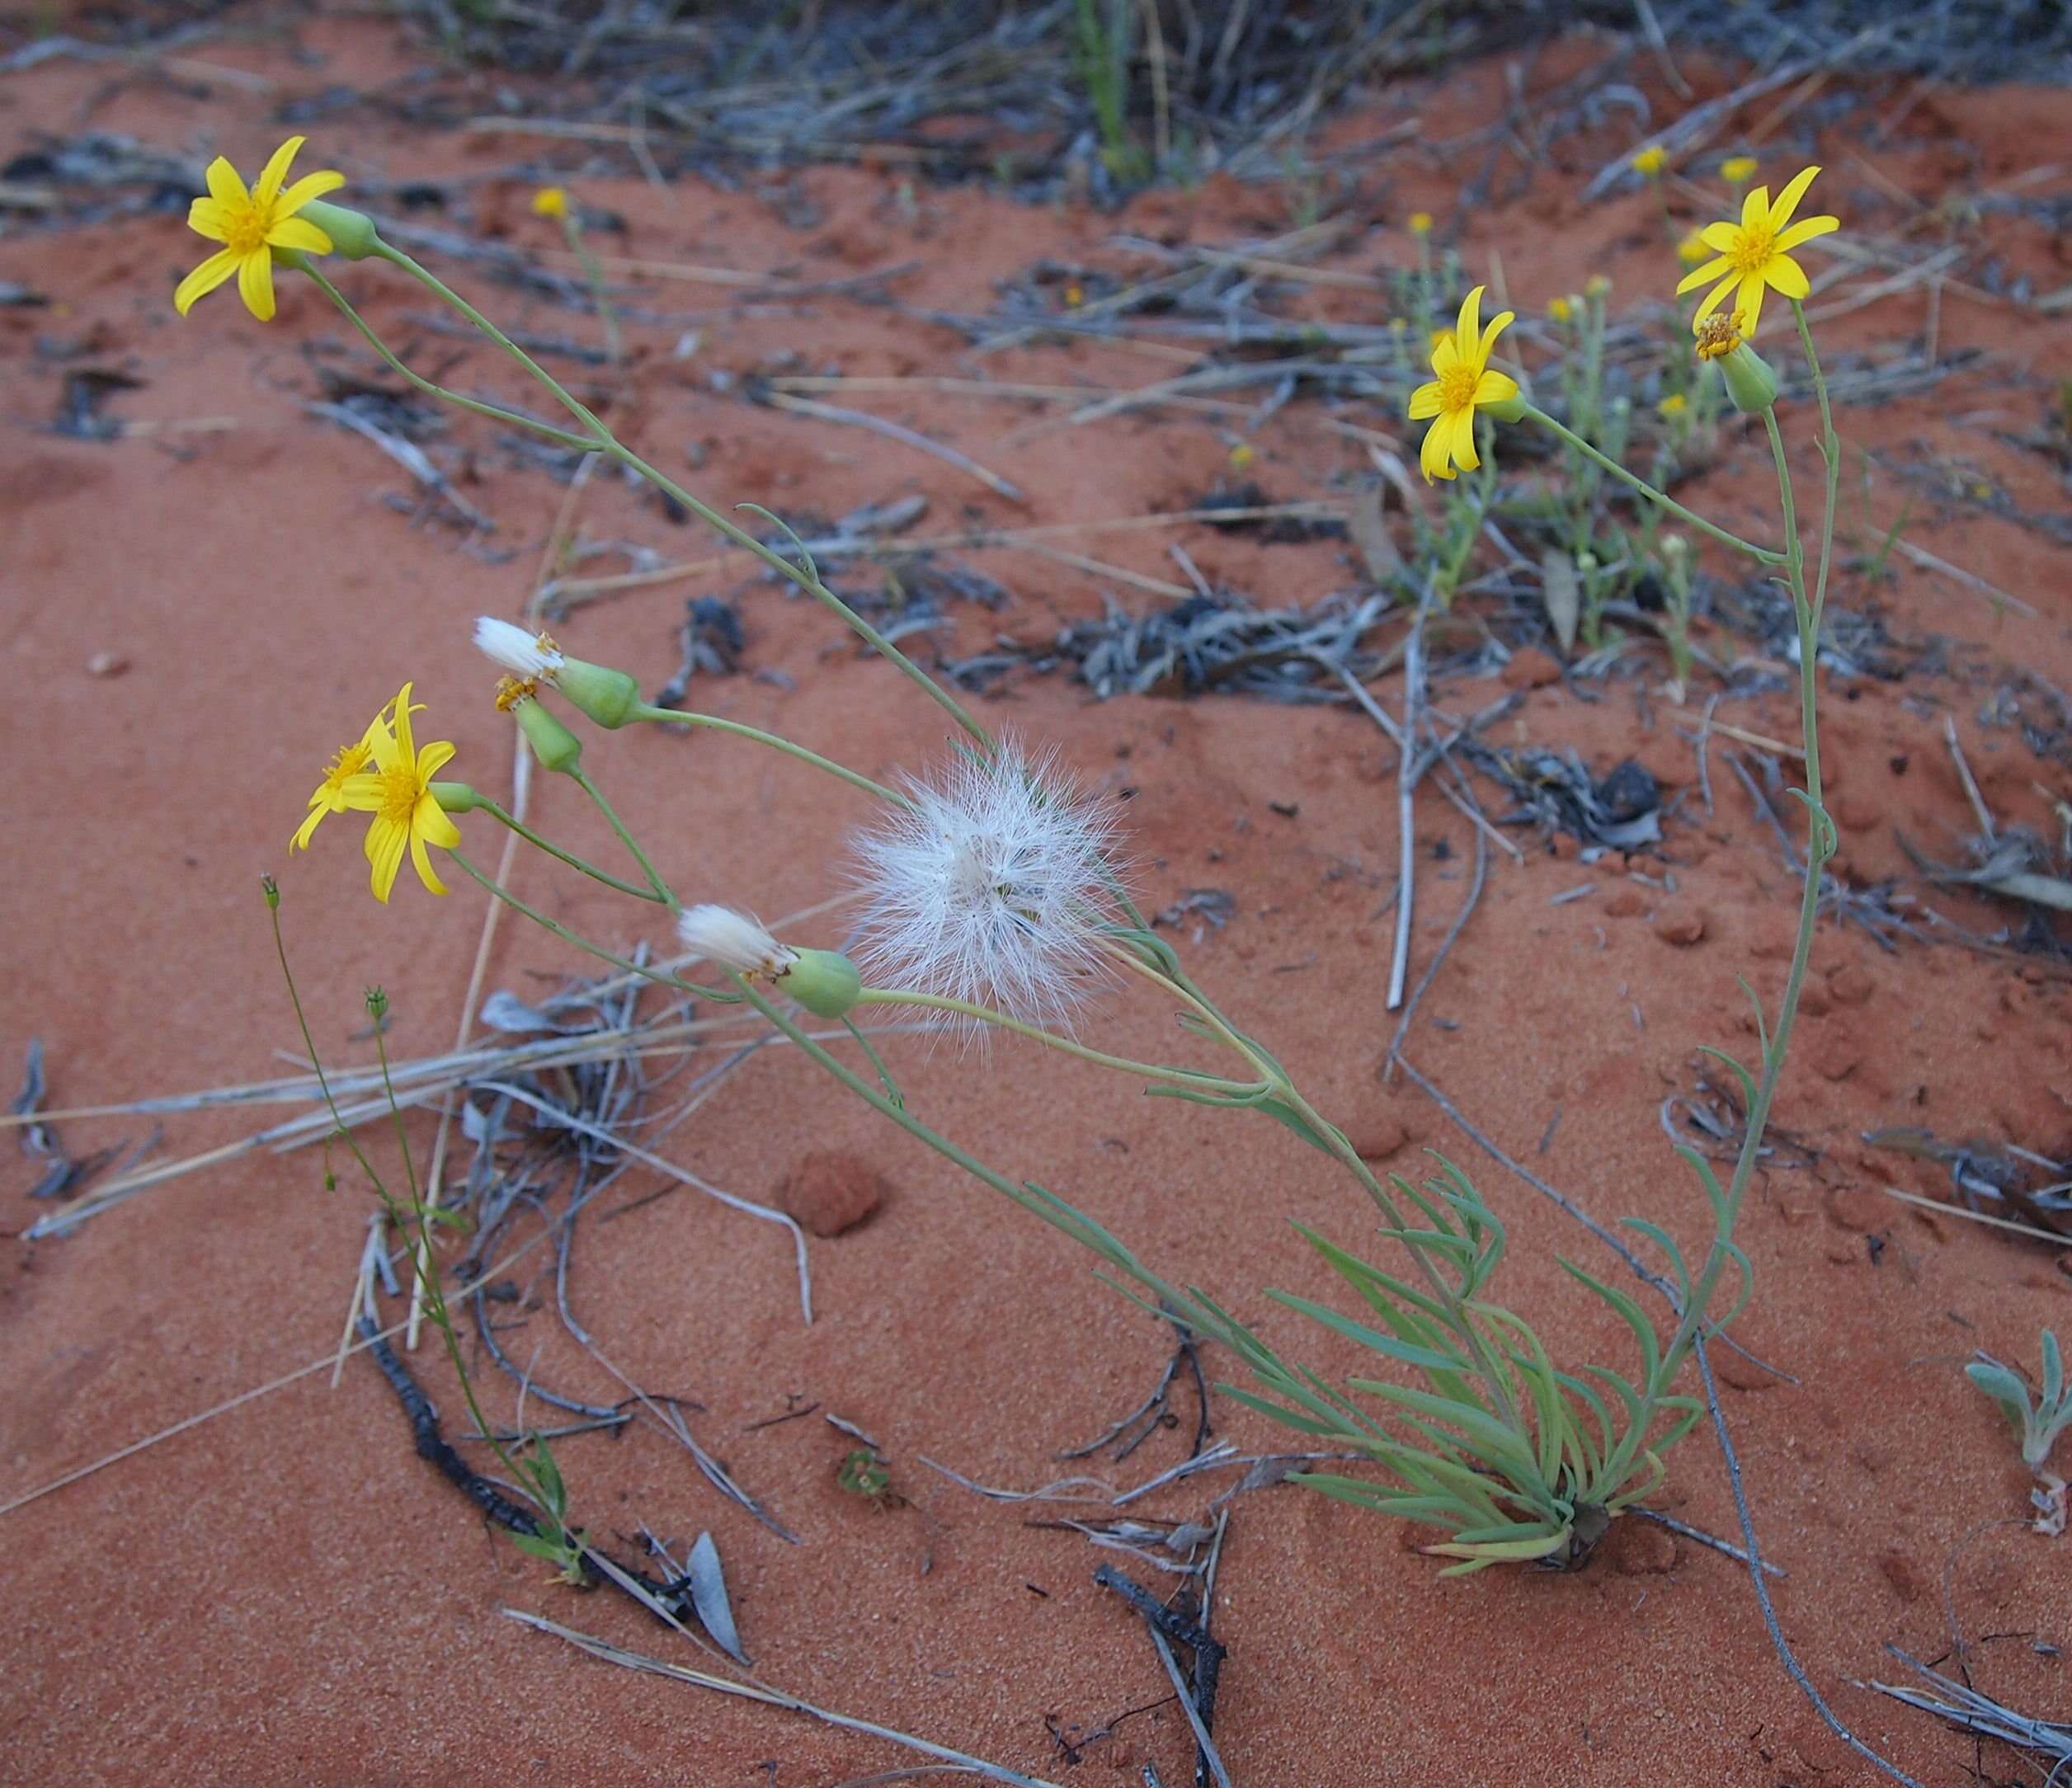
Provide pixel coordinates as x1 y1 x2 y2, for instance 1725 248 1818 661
1901 827 2072 953
1457 742 1662 851
1862 1126 2071 1237
1015 591 1392 701
1869 1648 2072 1772
12 1039 156 1201
652 596 746 710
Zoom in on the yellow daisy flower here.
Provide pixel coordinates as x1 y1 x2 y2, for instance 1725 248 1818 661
1632 145 1667 178
1656 392 1688 418
1406 285 1519 483
290 703 393 854
1675 231 1710 266
177 135 344 322
340 683 462 903
1407 211 1434 237
1674 164 1839 336
531 186 570 219
1720 156 1759 187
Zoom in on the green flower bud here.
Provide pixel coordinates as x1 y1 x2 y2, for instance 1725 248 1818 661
1484 392 1527 424
511 694 583 774
555 657 643 730
1716 341 1779 415
299 199 383 261
431 780 482 813
780 948 862 1019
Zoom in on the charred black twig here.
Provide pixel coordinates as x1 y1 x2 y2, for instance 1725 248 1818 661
1094 1564 1228 1788
1057 1306 1212 1465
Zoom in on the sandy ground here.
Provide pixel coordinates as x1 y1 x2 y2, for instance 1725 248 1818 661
5 14 2071 1786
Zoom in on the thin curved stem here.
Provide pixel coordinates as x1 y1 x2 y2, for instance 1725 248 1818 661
1790 300 1840 628
1522 404 1786 565
447 850 729 1003
631 705 903 807
853 988 1269 1094
570 767 677 910
299 261 600 453
471 797 663 903
373 242 991 751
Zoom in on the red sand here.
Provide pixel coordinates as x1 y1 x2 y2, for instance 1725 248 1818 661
5 17 2070 1785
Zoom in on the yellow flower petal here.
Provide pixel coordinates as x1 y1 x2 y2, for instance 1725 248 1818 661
236 249 275 322
204 156 249 209
1474 369 1519 407
1736 275 1768 336
366 816 408 903
336 772 385 812
1767 165 1820 233
173 247 241 315
1453 285 1483 363
1698 220 1740 253
391 683 417 768
1478 308 1515 360
1740 185 1768 230
414 795 459 854
290 801 328 853
253 135 305 206
1420 415 1453 482
1429 335 1461 377
1690 275 1736 326
408 823 450 896
1407 379 1446 421
1763 253 1810 301
1773 214 1838 252
188 196 233 242
1448 408 1479 475
1677 259 1731 297
266 215 333 255
275 167 345 217
417 739 456 781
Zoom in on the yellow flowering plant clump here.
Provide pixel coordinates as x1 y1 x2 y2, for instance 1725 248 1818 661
222 135 1844 1579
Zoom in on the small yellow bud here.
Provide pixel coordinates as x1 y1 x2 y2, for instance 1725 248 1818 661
1656 392 1688 418
1695 313 1776 412
298 199 381 260
780 948 863 1019
531 186 570 219
1228 442 1255 471
1063 283 1085 307
1547 295 1574 322
1407 211 1434 237
1632 145 1668 178
1676 232 1711 266
1584 273 1611 299
1720 156 1759 187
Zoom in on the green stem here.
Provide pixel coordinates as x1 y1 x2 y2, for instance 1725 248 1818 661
563 215 622 367
299 261 600 454
473 796 664 903
447 849 729 1003
841 1015 905 1107
1666 402 1830 1368
571 767 677 910
1790 300 1840 629
1522 405 1785 565
854 988 1269 1094
630 704 903 807
372 242 992 753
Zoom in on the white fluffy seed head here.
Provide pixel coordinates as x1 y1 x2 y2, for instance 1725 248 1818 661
850 737 1125 1033
473 616 565 681
677 905 796 979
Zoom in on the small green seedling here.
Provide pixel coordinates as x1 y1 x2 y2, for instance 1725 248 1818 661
1966 1331 2069 1535
508 1436 593 1583
836 1447 896 1508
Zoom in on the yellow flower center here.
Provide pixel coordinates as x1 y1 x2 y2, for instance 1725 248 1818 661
378 762 421 825
1439 364 1480 412
323 740 372 792
494 675 537 713
225 200 271 257
1726 224 1773 274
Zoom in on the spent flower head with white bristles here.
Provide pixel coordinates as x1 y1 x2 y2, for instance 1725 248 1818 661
474 616 566 683
850 738 1124 1031
678 905 796 980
